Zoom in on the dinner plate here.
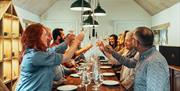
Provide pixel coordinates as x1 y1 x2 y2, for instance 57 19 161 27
57 85 78 91
70 73 80 78
100 60 108 62
100 66 111 69
102 80 119 86
102 72 115 76
100 62 110 65
79 62 85 65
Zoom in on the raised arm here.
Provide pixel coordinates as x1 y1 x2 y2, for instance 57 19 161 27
32 32 84 66
47 42 68 54
48 33 76 54
74 43 93 57
97 41 137 68
103 45 137 68
111 51 137 68
62 32 84 62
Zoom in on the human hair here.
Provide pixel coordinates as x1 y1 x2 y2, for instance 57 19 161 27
134 26 154 48
52 28 63 41
20 23 48 63
45 27 52 46
123 30 129 40
109 34 118 48
125 32 133 40
123 30 129 45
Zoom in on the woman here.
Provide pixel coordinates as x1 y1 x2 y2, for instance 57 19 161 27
108 34 118 50
16 23 84 91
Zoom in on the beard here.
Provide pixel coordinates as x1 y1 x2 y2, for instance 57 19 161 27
59 38 64 43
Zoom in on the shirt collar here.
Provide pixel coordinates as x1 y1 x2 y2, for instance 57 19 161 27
25 48 35 53
139 46 156 61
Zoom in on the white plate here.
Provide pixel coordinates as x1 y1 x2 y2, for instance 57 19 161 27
101 62 109 64
70 73 80 78
102 73 115 76
100 59 108 62
100 66 111 69
79 62 85 65
57 85 78 91
102 80 119 86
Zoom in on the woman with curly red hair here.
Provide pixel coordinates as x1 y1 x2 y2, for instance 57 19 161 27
16 23 84 91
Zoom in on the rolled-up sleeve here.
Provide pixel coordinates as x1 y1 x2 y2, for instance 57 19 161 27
112 51 137 68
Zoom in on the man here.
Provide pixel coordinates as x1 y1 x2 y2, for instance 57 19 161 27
100 27 170 91
50 28 65 47
48 28 77 86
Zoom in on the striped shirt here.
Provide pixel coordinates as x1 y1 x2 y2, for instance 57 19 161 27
112 46 170 91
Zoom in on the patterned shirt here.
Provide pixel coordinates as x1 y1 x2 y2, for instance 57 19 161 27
112 46 170 91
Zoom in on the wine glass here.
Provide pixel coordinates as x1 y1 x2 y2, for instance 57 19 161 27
77 65 85 88
93 73 103 90
82 71 91 91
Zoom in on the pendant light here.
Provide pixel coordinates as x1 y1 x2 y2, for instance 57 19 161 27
70 0 91 11
82 10 92 17
94 0 106 16
83 15 99 27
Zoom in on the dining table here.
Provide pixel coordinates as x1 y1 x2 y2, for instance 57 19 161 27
53 61 125 91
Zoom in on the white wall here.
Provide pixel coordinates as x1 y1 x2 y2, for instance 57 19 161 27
14 6 40 29
97 0 151 36
152 3 180 46
41 0 151 57
41 0 151 37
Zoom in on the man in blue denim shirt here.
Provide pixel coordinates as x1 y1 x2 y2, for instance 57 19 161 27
102 27 169 91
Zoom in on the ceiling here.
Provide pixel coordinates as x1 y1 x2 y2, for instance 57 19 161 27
134 0 179 15
13 0 180 16
13 0 57 15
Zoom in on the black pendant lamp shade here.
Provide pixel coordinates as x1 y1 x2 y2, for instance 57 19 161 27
83 15 99 27
94 2 106 16
82 10 92 17
70 0 91 11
